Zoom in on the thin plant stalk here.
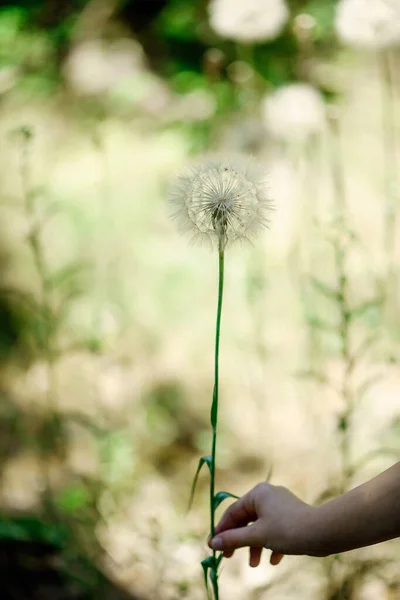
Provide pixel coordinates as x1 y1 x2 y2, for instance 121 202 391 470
18 128 59 519
308 110 389 599
380 50 397 272
327 110 353 493
19 129 57 412
209 247 224 600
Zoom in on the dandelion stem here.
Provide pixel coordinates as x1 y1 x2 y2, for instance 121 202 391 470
209 248 224 600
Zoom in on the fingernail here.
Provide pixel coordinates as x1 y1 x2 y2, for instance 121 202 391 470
211 537 224 551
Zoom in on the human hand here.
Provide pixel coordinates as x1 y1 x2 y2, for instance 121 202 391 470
208 482 315 567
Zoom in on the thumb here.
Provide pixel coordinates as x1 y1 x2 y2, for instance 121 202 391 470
211 523 261 551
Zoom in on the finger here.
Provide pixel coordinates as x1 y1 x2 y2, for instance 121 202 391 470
249 546 262 568
214 493 257 535
211 522 262 551
270 552 284 566
207 536 235 558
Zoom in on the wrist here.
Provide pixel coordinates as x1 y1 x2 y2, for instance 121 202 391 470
291 504 332 558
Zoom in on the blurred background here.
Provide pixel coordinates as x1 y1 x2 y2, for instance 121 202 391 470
0 0 400 598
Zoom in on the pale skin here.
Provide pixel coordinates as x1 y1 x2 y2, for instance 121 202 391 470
208 461 400 567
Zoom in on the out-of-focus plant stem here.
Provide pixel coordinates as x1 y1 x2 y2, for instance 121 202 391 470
327 110 354 492
19 128 58 513
380 50 397 274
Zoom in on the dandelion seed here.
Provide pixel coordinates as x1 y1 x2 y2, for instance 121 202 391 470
169 157 271 251
335 0 400 50
208 0 289 43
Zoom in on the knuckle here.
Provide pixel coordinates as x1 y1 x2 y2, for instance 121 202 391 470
255 482 270 494
254 482 267 492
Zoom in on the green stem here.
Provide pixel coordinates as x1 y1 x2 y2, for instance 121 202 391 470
209 249 224 600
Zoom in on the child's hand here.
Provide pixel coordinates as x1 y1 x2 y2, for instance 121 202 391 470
208 482 315 567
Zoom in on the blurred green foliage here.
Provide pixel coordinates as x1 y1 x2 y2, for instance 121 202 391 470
0 514 67 545
0 0 337 96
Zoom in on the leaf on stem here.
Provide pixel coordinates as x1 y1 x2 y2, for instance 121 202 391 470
210 567 219 599
45 262 88 293
348 297 383 320
309 276 338 301
188 455 212 511
295 369 331 386
356 373 383 401
305 317 336 333
201 556 214 600
352 332 379 362
213 491 239 511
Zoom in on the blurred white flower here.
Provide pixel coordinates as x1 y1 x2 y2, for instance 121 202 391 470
262 83 325 143
169 157 271 250
209 0 289 43
174 89 217 121
335 0 400 49
64 38 145 96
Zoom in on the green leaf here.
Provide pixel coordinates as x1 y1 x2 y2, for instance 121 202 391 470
352 332 379 361
0 288 56 351
349 297 383 320
216 552 224 568
309 276 338 301
214 491 239 511
356 373 383 400
0 516 67 546
45 262 88 292
55 484 91 514
305 316 335 332
188 455 212 511
210 567 219 599
201 556 214 599
295 369 330 386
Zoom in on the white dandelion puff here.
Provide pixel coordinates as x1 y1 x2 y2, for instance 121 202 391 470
335 0 400 50
262 83 325 143
208 0 289 43
169 157 271 250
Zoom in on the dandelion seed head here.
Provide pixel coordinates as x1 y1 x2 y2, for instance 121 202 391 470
262 83 325 143
169 157 271 250
208 0 289 43
335 0 400 49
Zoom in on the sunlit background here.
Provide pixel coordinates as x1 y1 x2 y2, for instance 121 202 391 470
0 1 400 599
